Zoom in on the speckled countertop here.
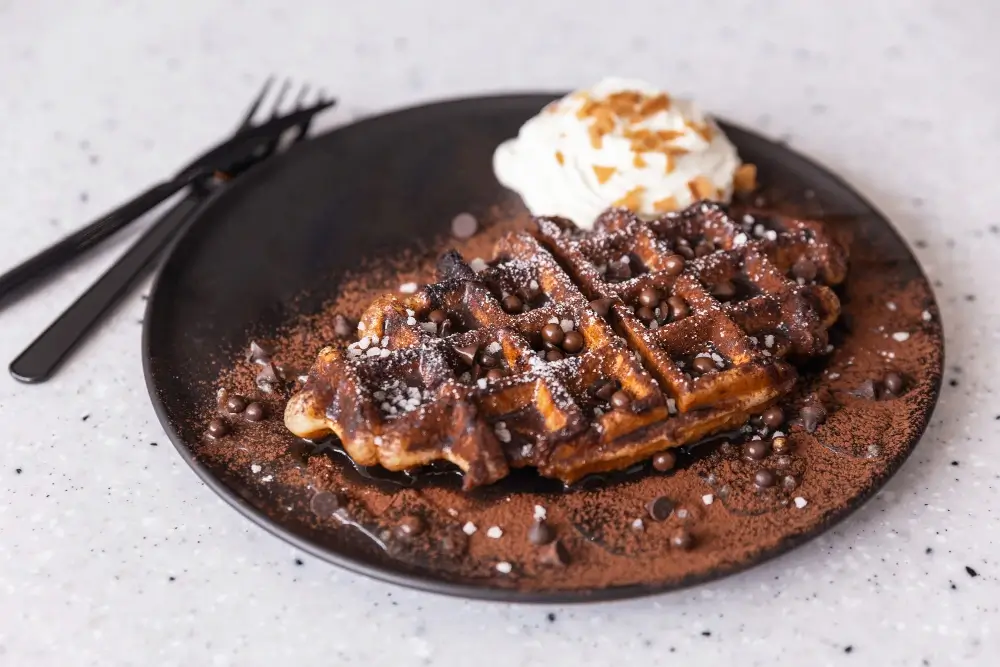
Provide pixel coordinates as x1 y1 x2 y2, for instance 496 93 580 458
1 1 997 665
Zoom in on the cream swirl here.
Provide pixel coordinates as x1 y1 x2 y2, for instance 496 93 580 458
493 77 748 228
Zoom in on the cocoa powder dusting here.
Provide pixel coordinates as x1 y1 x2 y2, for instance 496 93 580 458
196 197 942 594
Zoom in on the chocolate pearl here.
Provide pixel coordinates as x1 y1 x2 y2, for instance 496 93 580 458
670 528 694 550
663 254 686 276
207 418 229 438
394 514 425 539
782 474 799 490
479 353 499 368
638 287 661 308
589 298 614 317
528 520 555 546
332 314 354 338
754 468 777 488
636 305 656 323
592 379 617 401
610 391 631 409
453 344 478 366
428 309 448 324
652 451 676 472
774 454 793 469
541 323 565 346
226 394 248 413
485 368 505 381
545 349 564 362
762 406 785 429
695 240 715 257
800 403 827 433
538 539 570 567
501 294 523 313
771 436 790 454
883 372 905 396
711 281 736 299
646 495 674 521
309 490 344 516
744 440 771 460
792 257 818 281
451 212 478 239
244 402 266 422
561 330 584 353
691 356 717 375
667 296 689 320
676 244 695 260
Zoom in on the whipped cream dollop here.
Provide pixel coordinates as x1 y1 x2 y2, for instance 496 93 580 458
493 77 748 228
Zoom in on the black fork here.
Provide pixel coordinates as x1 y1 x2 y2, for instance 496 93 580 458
9 80 326 383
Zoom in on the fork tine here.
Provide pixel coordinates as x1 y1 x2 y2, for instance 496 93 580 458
294 84 311 109
269 79 293 118
235 76 275 133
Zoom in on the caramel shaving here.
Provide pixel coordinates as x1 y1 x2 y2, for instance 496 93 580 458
592 165 617 184
734 163 757 193
633 153 647 168
688 176 716 201
613 186 646 211
652 196 679 213
555 150 565 165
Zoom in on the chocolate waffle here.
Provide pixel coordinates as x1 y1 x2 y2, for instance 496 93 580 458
285 202 848 488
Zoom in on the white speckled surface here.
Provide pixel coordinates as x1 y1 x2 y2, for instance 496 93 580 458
1 1 998 665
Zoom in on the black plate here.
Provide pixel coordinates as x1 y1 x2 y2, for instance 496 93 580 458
144 94 942 602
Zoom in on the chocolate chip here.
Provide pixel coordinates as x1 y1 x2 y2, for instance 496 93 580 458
545 349 564 362
667 296 690 320
451 212 478 239
332 314 354 338
691 356 717 375
453 344 478 366
695 240 715 257
561 330 584 353
636 305 656 323
528 520 555 545
428 309 448 324
663 254 686 275
800 403 827 433
439 531 468 557
638 287 661 308
437 319 454 337
485 368 505 381
652 451 676 472
541 323 565 346
762 406 784 429
782 474 799 490
670 528 694 550
610 391 631 409
394 514 425 539
744 440 771 460
309 491 344 516
792 257 818 281
711 281 736 300
226 394 248 413
245 402 266 422
754 468 777 488
589 298 614 317
538 539 570 566
246 341 273 365
851 379 878 400
606 260 632 281
207 418 229 438
883 372 905 396
256 363 282 392
771 436 790 454
501 294 523 313
646 495 674 521
774 454 793 469
590 378 618 401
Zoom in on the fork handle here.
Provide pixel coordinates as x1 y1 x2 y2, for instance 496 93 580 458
9 190 208 383
0 175 200 310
